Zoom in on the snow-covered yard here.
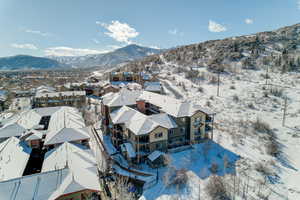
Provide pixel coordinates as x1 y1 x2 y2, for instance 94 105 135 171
141 142 240 200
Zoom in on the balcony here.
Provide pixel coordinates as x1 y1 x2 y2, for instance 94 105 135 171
205 125 213 132
194 131 202 136
206 116 213 123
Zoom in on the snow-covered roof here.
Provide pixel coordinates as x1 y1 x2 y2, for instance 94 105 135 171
110 106 177 135
102 88 141 107
0 167 101 200
139 91 216 117
0 137 32 181
144 82 162 92
121 143 136 158
147 150 164 162
42 142 96 172
0 106 89 145
149 114 178 129
35 91 86 98
24 129 44 141
0 123 27 139
44 127 90 146
102 89 214 117
35 85 56 94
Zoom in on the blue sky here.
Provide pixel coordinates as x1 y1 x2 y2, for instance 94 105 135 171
0 0 300 57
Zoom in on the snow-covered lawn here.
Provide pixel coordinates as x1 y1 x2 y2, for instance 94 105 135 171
140 142 240 200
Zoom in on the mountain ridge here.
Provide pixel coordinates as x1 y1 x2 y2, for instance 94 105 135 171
0 44 163 70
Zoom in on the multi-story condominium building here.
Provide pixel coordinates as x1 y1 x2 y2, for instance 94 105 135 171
101 88 215 163
109 71 151 85
33 91 86 108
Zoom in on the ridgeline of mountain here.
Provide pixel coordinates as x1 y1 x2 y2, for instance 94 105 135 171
0 55 67 70
50 44 163 68
123 23 300 73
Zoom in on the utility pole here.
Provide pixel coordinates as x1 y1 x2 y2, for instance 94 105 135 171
265 65 269 86
282 96 288 127
217 71 220 97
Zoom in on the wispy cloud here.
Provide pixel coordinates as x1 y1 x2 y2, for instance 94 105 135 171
97 20 139 44
44 46 112 57
245 18 254 24
208 20 227 32
11 43 38 50
168 28 184 36
24 29 52 37
92 38 100 44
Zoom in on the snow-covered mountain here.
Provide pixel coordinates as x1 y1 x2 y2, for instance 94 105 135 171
49 44 163 68
0 55 67 70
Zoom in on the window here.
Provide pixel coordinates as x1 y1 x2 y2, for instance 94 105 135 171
155 132 163 138
168 129 174 135
181 117 186 122
156 143 162 149
180 127 186 134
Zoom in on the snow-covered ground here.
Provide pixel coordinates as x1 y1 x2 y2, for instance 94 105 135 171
140 61 300 199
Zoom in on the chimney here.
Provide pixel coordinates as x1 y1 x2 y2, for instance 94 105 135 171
136 98 146 114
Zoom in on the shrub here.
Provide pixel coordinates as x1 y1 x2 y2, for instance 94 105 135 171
263 91 269 98
266 140 280 157
210 163 219 174
206 101 211 107
255 162 273 177
253 118 272 134
206 175 230 200
209 75 218 84
163 168 188 189
248 102 255 109
198 87 204 93
230 85 236 90
233 95 239 102
270 87 283 97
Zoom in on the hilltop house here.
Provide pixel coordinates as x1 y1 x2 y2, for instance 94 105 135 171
101 88 215 163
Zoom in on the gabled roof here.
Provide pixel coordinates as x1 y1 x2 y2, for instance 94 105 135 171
0 167 101 200
149 114 178 129
102 88 141 107
44 127 90 146
0 123 27 139
103 89 215 117
0 106 89 145
110 106 177 135
24 129 44 141
110 106 137 124
139 91 215 117
42 142 96 172
0 137 32 181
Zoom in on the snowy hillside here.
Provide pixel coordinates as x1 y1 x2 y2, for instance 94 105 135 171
138 57 300 200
